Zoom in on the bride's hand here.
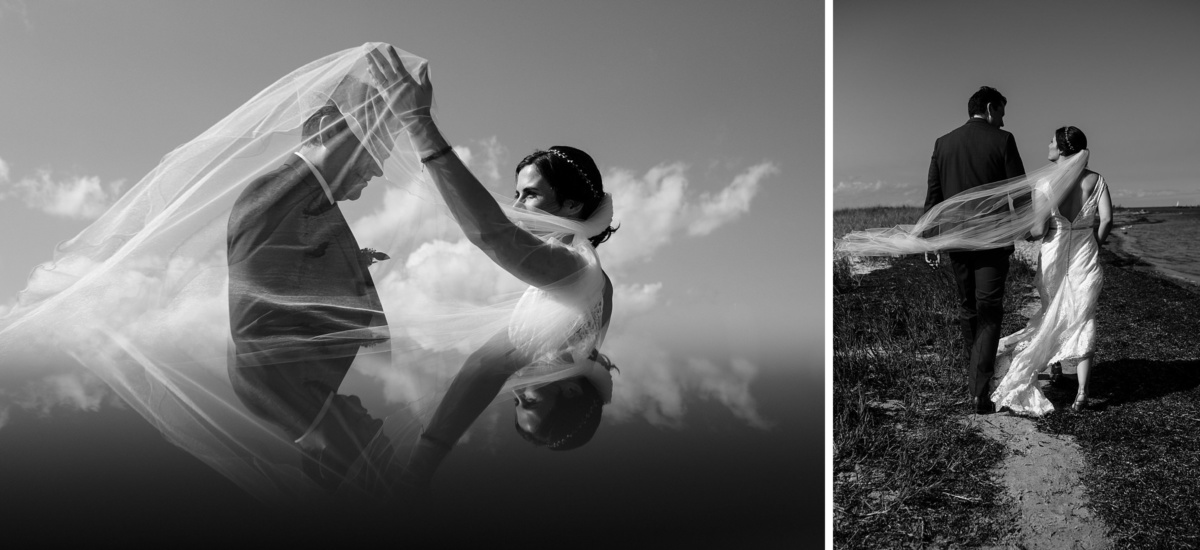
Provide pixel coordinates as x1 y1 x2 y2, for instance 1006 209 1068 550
366 45 433 125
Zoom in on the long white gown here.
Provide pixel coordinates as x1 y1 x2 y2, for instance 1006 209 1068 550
990 175 1108 416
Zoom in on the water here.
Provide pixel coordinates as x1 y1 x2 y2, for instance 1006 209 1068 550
1112 207 1200 287
0 362 819 546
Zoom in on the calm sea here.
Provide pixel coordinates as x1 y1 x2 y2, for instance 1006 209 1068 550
1112 207 1200 287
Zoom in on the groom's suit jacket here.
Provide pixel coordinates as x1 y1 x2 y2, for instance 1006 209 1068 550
926 118 1025 209
226 155 387 437
925 118 1025 251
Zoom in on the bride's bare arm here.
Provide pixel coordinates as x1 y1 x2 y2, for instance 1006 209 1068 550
367 46 584 288
1095 179 1113 245
404 330 525 487
1030 186 1049 240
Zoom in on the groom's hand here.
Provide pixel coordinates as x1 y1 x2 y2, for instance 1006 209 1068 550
924 251 941 268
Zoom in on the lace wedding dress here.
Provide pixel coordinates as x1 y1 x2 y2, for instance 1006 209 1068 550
990 175 1108 415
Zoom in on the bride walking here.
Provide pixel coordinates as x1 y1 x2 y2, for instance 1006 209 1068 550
991 127 1112 415
837 126 1112 416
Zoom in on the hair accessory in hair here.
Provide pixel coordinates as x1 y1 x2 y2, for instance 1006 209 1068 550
548 148 599 199
548 398 599 450
1062 128 1072 153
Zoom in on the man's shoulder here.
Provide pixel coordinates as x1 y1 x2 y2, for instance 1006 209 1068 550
937 120 1015 148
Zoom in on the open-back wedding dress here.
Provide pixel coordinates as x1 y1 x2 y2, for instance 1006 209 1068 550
990 174 1107 415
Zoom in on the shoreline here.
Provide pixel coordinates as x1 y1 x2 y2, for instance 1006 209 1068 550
1106 218 1200 295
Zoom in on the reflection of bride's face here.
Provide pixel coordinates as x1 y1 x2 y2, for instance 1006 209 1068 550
1048 136 1061 162
512 379 583 433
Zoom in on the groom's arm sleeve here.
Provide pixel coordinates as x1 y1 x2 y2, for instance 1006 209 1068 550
925 149 943 213
1004 134 1025 179
922 149 943 239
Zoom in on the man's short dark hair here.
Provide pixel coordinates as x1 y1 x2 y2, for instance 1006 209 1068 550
967 86 1007 118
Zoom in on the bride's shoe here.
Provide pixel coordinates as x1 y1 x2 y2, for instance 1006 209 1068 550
1049 362 1064 387
1070 393 1089 411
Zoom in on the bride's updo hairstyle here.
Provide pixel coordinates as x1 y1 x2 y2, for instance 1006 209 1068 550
515 378 605 451
1055 126 1088 157
515 146 618 248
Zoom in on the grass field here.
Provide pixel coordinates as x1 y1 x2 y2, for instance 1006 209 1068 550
833 206 1030 547
834 206 1200 548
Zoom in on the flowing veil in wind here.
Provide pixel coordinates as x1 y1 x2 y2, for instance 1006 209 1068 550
836 150 1090 256
0 43 610 507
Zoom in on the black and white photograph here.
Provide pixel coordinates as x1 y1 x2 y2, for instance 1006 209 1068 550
835 1 1200 548
0 1 821 546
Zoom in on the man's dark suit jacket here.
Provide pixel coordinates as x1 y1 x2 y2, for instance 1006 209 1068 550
926 118 1025 210
226 155 387 436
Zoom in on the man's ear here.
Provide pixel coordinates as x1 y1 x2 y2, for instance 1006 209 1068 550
316 114 344 146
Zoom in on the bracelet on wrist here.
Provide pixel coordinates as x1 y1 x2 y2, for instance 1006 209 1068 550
420 145 454 164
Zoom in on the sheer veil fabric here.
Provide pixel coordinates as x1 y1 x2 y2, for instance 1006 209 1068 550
0 43 610 505
836 150 1090 256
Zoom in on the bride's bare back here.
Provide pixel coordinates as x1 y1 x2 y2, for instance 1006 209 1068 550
1057 170 1100 224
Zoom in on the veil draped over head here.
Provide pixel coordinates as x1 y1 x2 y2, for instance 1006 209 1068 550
0 43 611 506
836 150 1090 256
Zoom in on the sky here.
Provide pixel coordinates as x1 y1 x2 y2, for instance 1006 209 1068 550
834 0 1200 210
0 0 822 425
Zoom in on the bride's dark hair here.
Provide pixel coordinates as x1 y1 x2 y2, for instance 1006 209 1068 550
514 377 604 451
516 146 618 248
1055 126 1087 156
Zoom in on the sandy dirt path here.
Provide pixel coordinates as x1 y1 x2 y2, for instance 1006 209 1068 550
973 413 1110 549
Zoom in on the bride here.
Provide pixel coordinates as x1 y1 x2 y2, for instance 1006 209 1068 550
991 127 1112 415
0 43 618 506
837 126 1111 416
368 44 620 486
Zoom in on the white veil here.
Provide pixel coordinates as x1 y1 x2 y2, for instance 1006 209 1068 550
0 43 612 506
836 150 1090 256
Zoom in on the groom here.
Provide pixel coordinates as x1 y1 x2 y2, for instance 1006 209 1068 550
226 102 393 489
926 86 1025 414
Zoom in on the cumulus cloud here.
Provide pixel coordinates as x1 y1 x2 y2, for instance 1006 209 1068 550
473 136 509 185
688 162 778 236
833 179 914 195
690 357 774 429
602 161 776 268
0 163 125 219
603 332 772 430
1 369 115 423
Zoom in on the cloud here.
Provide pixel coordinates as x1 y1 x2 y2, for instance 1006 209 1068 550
602 161 776 268
1 370 115 423
613 282 662 319
688 162 778 236
474 136 509 185
833 179 914 195
603 332 772 430
690 357 774 429
0 0 31 29
1111 187 1199 201
0 165 126 219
